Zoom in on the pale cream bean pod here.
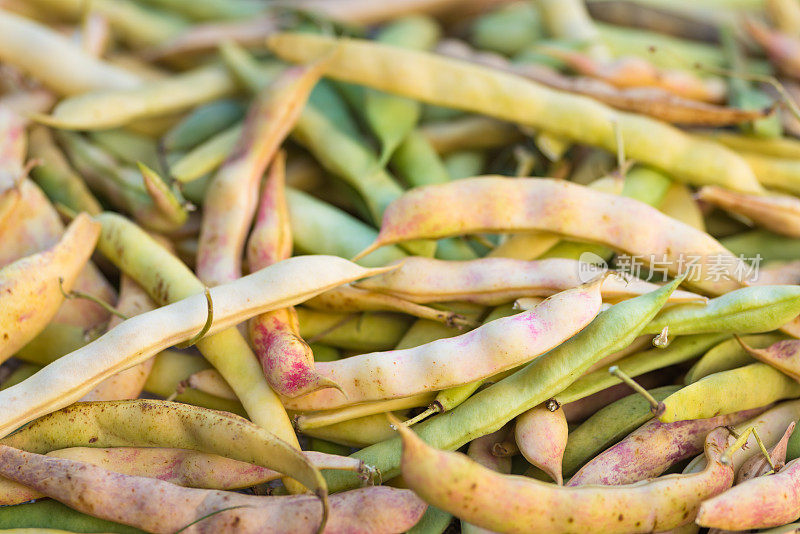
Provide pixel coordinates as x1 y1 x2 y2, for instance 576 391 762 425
514 404 568 485
354 256 706 305
282 280 604 412
354 177 745 295
397 421 737 533
0 255 392 438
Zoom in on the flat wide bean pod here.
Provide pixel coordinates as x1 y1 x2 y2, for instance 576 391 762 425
324 276 681 491
0 213 99 364
0 400 327 508
659 363 800 423
283 280 604 411
0 10 141 95
0 444 424 534
0 248 391 437
355 257 705 305
568 408 762 486
697 458 800 530
562 385 681 477
644 286 800 335
354 177 745 295
268 33 762 194
397 422 735 533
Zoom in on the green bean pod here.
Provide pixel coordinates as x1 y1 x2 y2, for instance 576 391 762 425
556 334 728 405
324 276 682 491
660 363 800 422
684 333 788 384
562 385 681 477
644 286 800 335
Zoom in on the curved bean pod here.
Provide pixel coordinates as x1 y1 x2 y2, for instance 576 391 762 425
697 456 800 530
0 213 99 364
355 256 705 305
562 385 681 477
659 363 800 423
354 177 745 295
568 408 763 486
242 144 338 400
0 244 392 438
197 62 324 287
283 280 604 411
462 427 513 534
397 421 736 533
735 336 800 381
324 276 682 491
0 446 366 506
644 286 800 335
698 186 800 238
268 33 762 194
0 444 423 534
515 404 568 484
0 400 327 509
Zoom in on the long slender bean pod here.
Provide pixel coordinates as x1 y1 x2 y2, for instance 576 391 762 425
0 10 141 95
268 33 763 194
355 256 705 304
283 279 604 411
396 421 737 533
324 276 681 491
0 446 367 506
0 230 391 439
197 61 324 287
645 286 800 335
356 177 745 295
735 336 800 381
568 408 762 486
0 444 424 534
39 64 236 131
684 333 786 384
0 400 327 509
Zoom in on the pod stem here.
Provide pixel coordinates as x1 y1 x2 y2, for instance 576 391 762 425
608 365 665 417
59 277 128 321
721 425 774 469
401 401 443 427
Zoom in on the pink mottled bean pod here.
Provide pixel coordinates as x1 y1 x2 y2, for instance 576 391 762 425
515 404 568 485
568 408 763 486
355 177 745 295
283 279 605 411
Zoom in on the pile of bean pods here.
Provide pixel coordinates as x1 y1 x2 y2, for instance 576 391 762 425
6 0 800 532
